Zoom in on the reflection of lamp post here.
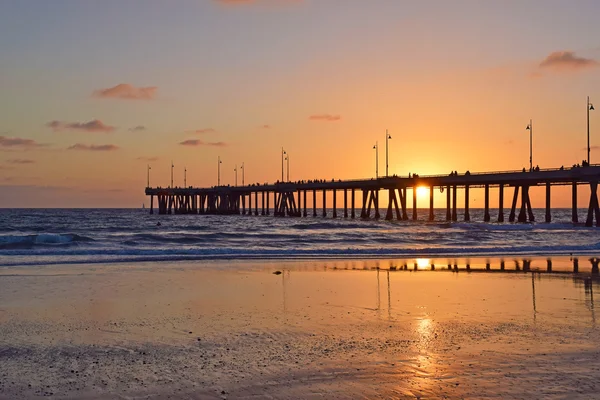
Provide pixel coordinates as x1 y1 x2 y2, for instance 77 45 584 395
281 147 286 182
588 96 595 164
526 120 532 172
373 142 379 179
184 167 187 187
234 165 237 187
241 162 245 186
385 130 392 177
147 165 151 188
217 156 222 186
170 161 174 188
285 154 290 181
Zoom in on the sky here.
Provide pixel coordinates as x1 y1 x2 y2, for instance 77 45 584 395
0 0 599 208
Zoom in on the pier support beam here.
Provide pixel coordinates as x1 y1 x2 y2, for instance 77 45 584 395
254 192 258 216
572 181 579 224
344 189 348 218
498 184 504 222
452 185 457 222
545 183 551 223
509 186 519 222
374 190 380 219
483 185 490 222
332 190 337 218
322 190 327 218
150 195 154 214
429 186 434 221
303 190 307 217
586 181 600 227
313 190 317 217
464 185 470 222
351 189 356 219
261 192 265 215
412 187 418 221
266 192 270 215
446 186 451 221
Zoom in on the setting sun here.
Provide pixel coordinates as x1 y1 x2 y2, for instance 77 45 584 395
416 186 429 200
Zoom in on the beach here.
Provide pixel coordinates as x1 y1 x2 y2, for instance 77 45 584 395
2 257 600 399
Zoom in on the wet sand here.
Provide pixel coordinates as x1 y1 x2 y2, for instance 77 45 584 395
1 257 600 399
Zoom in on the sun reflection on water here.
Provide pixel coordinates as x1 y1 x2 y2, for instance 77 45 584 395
416 258 431 270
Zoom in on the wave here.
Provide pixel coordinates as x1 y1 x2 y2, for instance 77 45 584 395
0 233 94 249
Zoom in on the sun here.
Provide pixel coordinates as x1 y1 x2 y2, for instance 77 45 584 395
416 186 429 200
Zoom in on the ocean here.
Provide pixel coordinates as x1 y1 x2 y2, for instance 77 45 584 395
1 208 599 267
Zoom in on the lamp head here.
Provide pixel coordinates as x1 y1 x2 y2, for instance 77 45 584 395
591 104 595 111
388 134 392 139
526 124 531 131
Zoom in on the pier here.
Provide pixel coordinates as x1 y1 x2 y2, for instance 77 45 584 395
145 165 600 227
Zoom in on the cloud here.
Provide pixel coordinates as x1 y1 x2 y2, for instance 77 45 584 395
67 143 119 151
47 119 116 133
7 159 35 164
179 139 227 147
129 125 146 132
539 51 598 71
309 114 341 122
137 156 159 162
188 128 217 134
93 83 158 100
0 136 45 148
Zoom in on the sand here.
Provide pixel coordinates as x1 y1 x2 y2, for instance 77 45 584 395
1 257 600 399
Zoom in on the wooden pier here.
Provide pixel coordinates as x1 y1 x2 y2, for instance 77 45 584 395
145 166 600 227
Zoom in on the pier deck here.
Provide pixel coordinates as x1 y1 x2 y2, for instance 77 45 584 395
145 165 600 226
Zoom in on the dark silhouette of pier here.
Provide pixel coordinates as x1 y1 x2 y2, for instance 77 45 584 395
145 165 600 227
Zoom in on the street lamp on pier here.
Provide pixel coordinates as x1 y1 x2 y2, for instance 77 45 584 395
385 129 392 177
170 161 174 188
526 120 533 172
184 167 187 187
373 142 379 179
281 147 286 182
147 165 151 188
217 156 222 186
234 165 238 187
241 163 245 186
588 96 595 164
285 154 290 182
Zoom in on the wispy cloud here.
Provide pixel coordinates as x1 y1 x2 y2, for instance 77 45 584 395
179 139 227 147
137 156 159 162
7 159 35 164
539 51 598 71
47 119 116 133
0 136 45 148
68 143 119 151
129 125 146 132
187 128 217 134
93 83 158 100
309 114 341 122
260 124 271 129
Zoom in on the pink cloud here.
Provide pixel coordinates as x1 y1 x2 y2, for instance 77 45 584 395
0 136 45 148
179 139 227 147
93 84 158 100
47 119 116 133
309 114 341 122
129 125 146 132
188 128 217 134
137 156 160 162
8 159 35 164
68 143 119 151
539 51 598 71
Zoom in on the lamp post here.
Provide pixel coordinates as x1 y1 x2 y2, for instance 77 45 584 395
234 165 238 187
385 129 392 177
184 167 187 187
588 96 595 164
241 162 245 186
170 161 174 188
281 147 286 182
217 156 222 186
147 165 151 188
373 141 379 179
526 120 532 172
285 154 290 182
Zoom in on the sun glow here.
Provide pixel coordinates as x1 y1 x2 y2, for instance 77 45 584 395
416 186 429 200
